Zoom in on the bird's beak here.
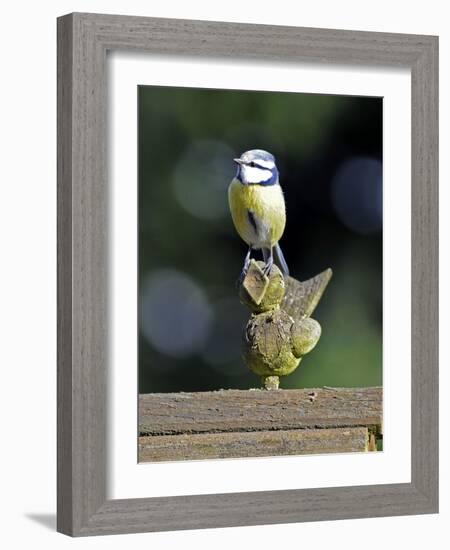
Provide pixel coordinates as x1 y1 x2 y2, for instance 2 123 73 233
233 158 244 165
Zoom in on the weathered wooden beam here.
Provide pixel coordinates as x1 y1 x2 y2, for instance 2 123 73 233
139 427 369 462
139 387 382 436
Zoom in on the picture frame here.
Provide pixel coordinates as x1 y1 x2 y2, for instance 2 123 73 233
57 12 438 536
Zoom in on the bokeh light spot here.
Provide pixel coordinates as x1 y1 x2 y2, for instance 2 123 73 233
141 270 212 358
172 140 235 221
201 298 248 376
331 157 382 235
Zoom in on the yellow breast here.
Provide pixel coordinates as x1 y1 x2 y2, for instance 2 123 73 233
228 179 286 248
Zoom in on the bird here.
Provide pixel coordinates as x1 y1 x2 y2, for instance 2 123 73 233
228 149 289 277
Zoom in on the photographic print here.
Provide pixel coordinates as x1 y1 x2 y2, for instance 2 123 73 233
138 85 383 462
57 14 438 534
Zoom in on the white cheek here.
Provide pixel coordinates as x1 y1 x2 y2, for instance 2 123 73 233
255 159 275 170
244 166 272 183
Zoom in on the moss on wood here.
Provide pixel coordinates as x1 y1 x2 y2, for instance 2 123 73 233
238 260 331 388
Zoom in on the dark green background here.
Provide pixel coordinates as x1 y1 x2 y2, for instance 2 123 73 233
139 86 382 393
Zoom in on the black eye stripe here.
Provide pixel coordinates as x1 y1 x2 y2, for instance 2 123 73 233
247 162 271 170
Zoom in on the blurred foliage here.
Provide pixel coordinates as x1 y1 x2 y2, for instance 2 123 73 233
139 86 382 393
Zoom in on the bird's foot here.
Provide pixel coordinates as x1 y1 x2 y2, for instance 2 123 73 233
239 265 249 283
237 247 253 283
262 257 273 277
239 255 252 281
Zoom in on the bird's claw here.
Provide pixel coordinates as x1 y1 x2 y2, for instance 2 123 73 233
239 265 249 283
262 258 273 277
239 254 272 281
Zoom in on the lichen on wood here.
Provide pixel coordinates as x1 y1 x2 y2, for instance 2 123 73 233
239 263 285 312
238 260 332 388
291 317 322 357
283 268 333 321
262 375 280 390
244 308 300 376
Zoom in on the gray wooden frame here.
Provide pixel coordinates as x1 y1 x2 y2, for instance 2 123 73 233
57 12 438 536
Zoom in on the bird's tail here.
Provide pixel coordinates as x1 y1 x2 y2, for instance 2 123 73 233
274 243 289 276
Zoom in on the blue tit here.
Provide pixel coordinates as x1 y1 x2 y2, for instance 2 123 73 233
228 149 289 277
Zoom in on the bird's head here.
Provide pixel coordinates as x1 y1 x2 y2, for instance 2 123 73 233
234 149 279 186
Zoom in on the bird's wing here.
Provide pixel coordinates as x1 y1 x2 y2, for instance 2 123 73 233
274 243 289 275
246 209 271 247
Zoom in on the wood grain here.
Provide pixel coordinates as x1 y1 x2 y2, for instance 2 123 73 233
283 269 333 320
139 388 382 436
139 388 381 462
57 14 74 533
139 427 369 462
